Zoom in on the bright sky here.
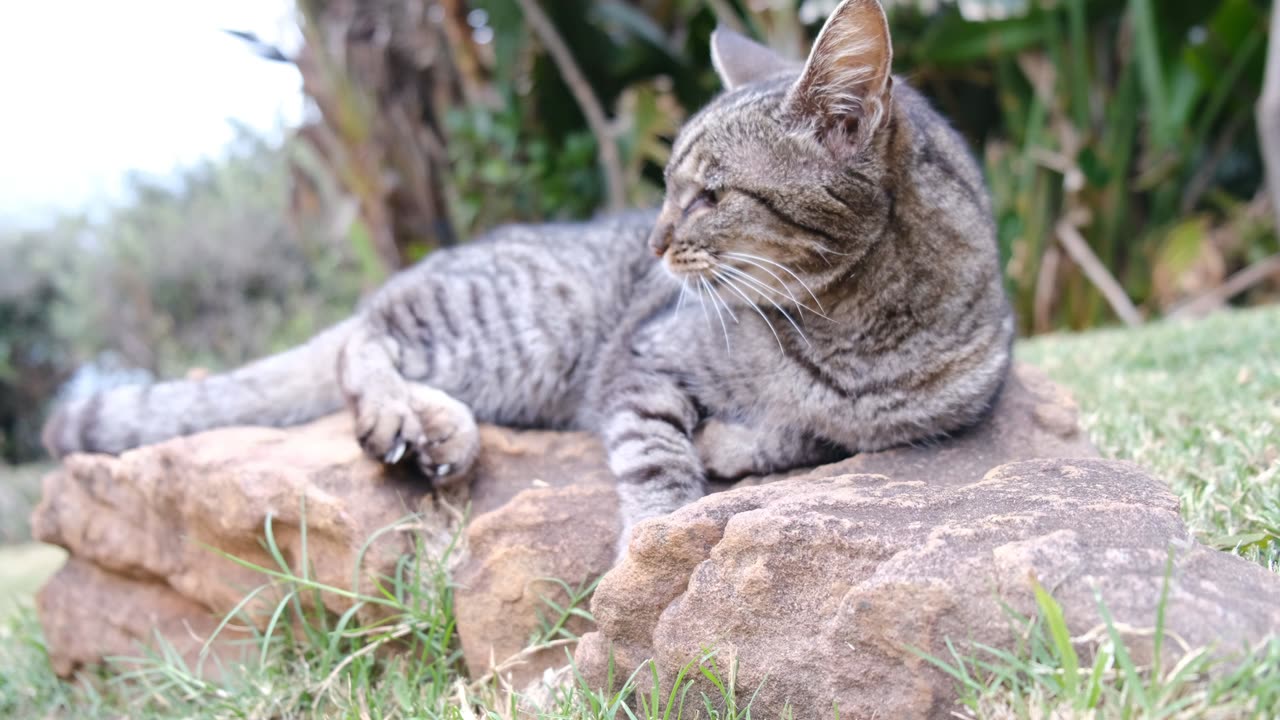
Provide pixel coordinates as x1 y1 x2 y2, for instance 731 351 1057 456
0 0 304 228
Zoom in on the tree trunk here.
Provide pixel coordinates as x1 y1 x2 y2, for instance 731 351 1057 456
290 0 485 272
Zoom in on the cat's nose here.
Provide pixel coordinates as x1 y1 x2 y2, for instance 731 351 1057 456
648 222 673 256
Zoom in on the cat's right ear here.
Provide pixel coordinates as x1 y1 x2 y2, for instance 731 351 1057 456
785 0 894 156
710 27 795 91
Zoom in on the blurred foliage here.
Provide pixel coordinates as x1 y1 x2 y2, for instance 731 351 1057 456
889 0 1279 330
5 0 1278 459
0 235 70 463
52 130 362 376
0 129 360 462
445 105 603 233
292 0 1275 332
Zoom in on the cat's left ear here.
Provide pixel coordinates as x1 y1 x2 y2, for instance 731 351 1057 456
710 27 795 90
786 0 894 154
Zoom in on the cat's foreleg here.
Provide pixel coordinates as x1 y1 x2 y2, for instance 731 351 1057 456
337 315 479 486
600 375 706 562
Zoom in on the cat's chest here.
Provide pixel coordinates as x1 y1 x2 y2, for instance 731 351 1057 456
635 306 822 415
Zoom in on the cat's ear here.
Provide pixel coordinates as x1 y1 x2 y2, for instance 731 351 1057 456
786 0 894 153
710 27 795 90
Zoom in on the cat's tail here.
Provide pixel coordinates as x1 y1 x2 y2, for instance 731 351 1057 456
42 318 357 458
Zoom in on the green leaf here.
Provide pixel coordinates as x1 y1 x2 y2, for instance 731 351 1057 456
912 10 1048 65
1154 216 1209 285
1129 0 1172 147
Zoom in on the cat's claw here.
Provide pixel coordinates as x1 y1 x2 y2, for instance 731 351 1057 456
384 441 408 465
353 382 480 485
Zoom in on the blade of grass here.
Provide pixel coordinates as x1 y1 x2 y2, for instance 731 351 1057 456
1031 577 1080 701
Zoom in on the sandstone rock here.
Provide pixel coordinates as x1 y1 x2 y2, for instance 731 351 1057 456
34 363 1099 687
468 426 614 516
575 459 1280 719
454 484 618 687
29 416 597 677
33 415 457 640
453 364 1097 685
36 558 251 678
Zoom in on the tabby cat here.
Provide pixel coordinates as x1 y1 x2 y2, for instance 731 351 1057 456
43 0 1013 555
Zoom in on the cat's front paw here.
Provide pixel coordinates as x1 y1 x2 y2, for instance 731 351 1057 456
352 382 479 486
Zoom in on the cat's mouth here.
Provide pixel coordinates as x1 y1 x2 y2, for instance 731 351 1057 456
663 250 830 326
663 251 715 279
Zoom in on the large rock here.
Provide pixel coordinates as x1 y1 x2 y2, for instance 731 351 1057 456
30 415 612 677
574 459 1280 718
452 428 620 687
32 363 1102 688
451 363 1097 686
36 558 251 678
454 484 618 688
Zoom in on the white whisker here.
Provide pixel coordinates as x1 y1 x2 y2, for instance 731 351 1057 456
695 278 712 331
714 270 784 353
721 255 802 309
701 277 732 353
718 265 811 348
726 251 825 313
812 244 854 257
705 278 739 325
676 278 688 315
719 264 831 321
809 242 835 267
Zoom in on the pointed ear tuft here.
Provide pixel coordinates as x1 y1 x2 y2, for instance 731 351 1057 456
710 27 796 91
786 0 894 154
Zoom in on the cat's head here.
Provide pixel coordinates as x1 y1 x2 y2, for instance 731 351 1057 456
651 0 896 302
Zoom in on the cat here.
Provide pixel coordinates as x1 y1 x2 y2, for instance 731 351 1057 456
42 0 1013 556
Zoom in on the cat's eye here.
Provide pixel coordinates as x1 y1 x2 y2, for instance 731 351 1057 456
687 187 720 214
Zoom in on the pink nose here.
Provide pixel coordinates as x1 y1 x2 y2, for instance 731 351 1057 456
648 223 673 256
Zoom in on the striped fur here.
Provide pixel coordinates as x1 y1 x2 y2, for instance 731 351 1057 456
42 0 1013 557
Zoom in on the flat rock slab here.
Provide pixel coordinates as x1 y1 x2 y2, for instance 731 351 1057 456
575 459 1280 718
31 362 1133 703
30 416 615 676
452 363 1097 686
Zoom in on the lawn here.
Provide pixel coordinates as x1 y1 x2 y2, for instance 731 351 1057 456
1 305 1277 718
1020 304 1280 569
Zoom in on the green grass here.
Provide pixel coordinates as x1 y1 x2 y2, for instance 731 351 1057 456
1020 304 1280 568
0 543 64 611
2 307 1279 718
919 570 1280 719
0 462 50 544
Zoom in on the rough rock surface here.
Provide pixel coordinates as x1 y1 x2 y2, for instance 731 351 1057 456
30 416 616 676
454 485 619 687
575 459 1280 718
34 363 1103 688
451 363 1097 684
36 558 251 678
